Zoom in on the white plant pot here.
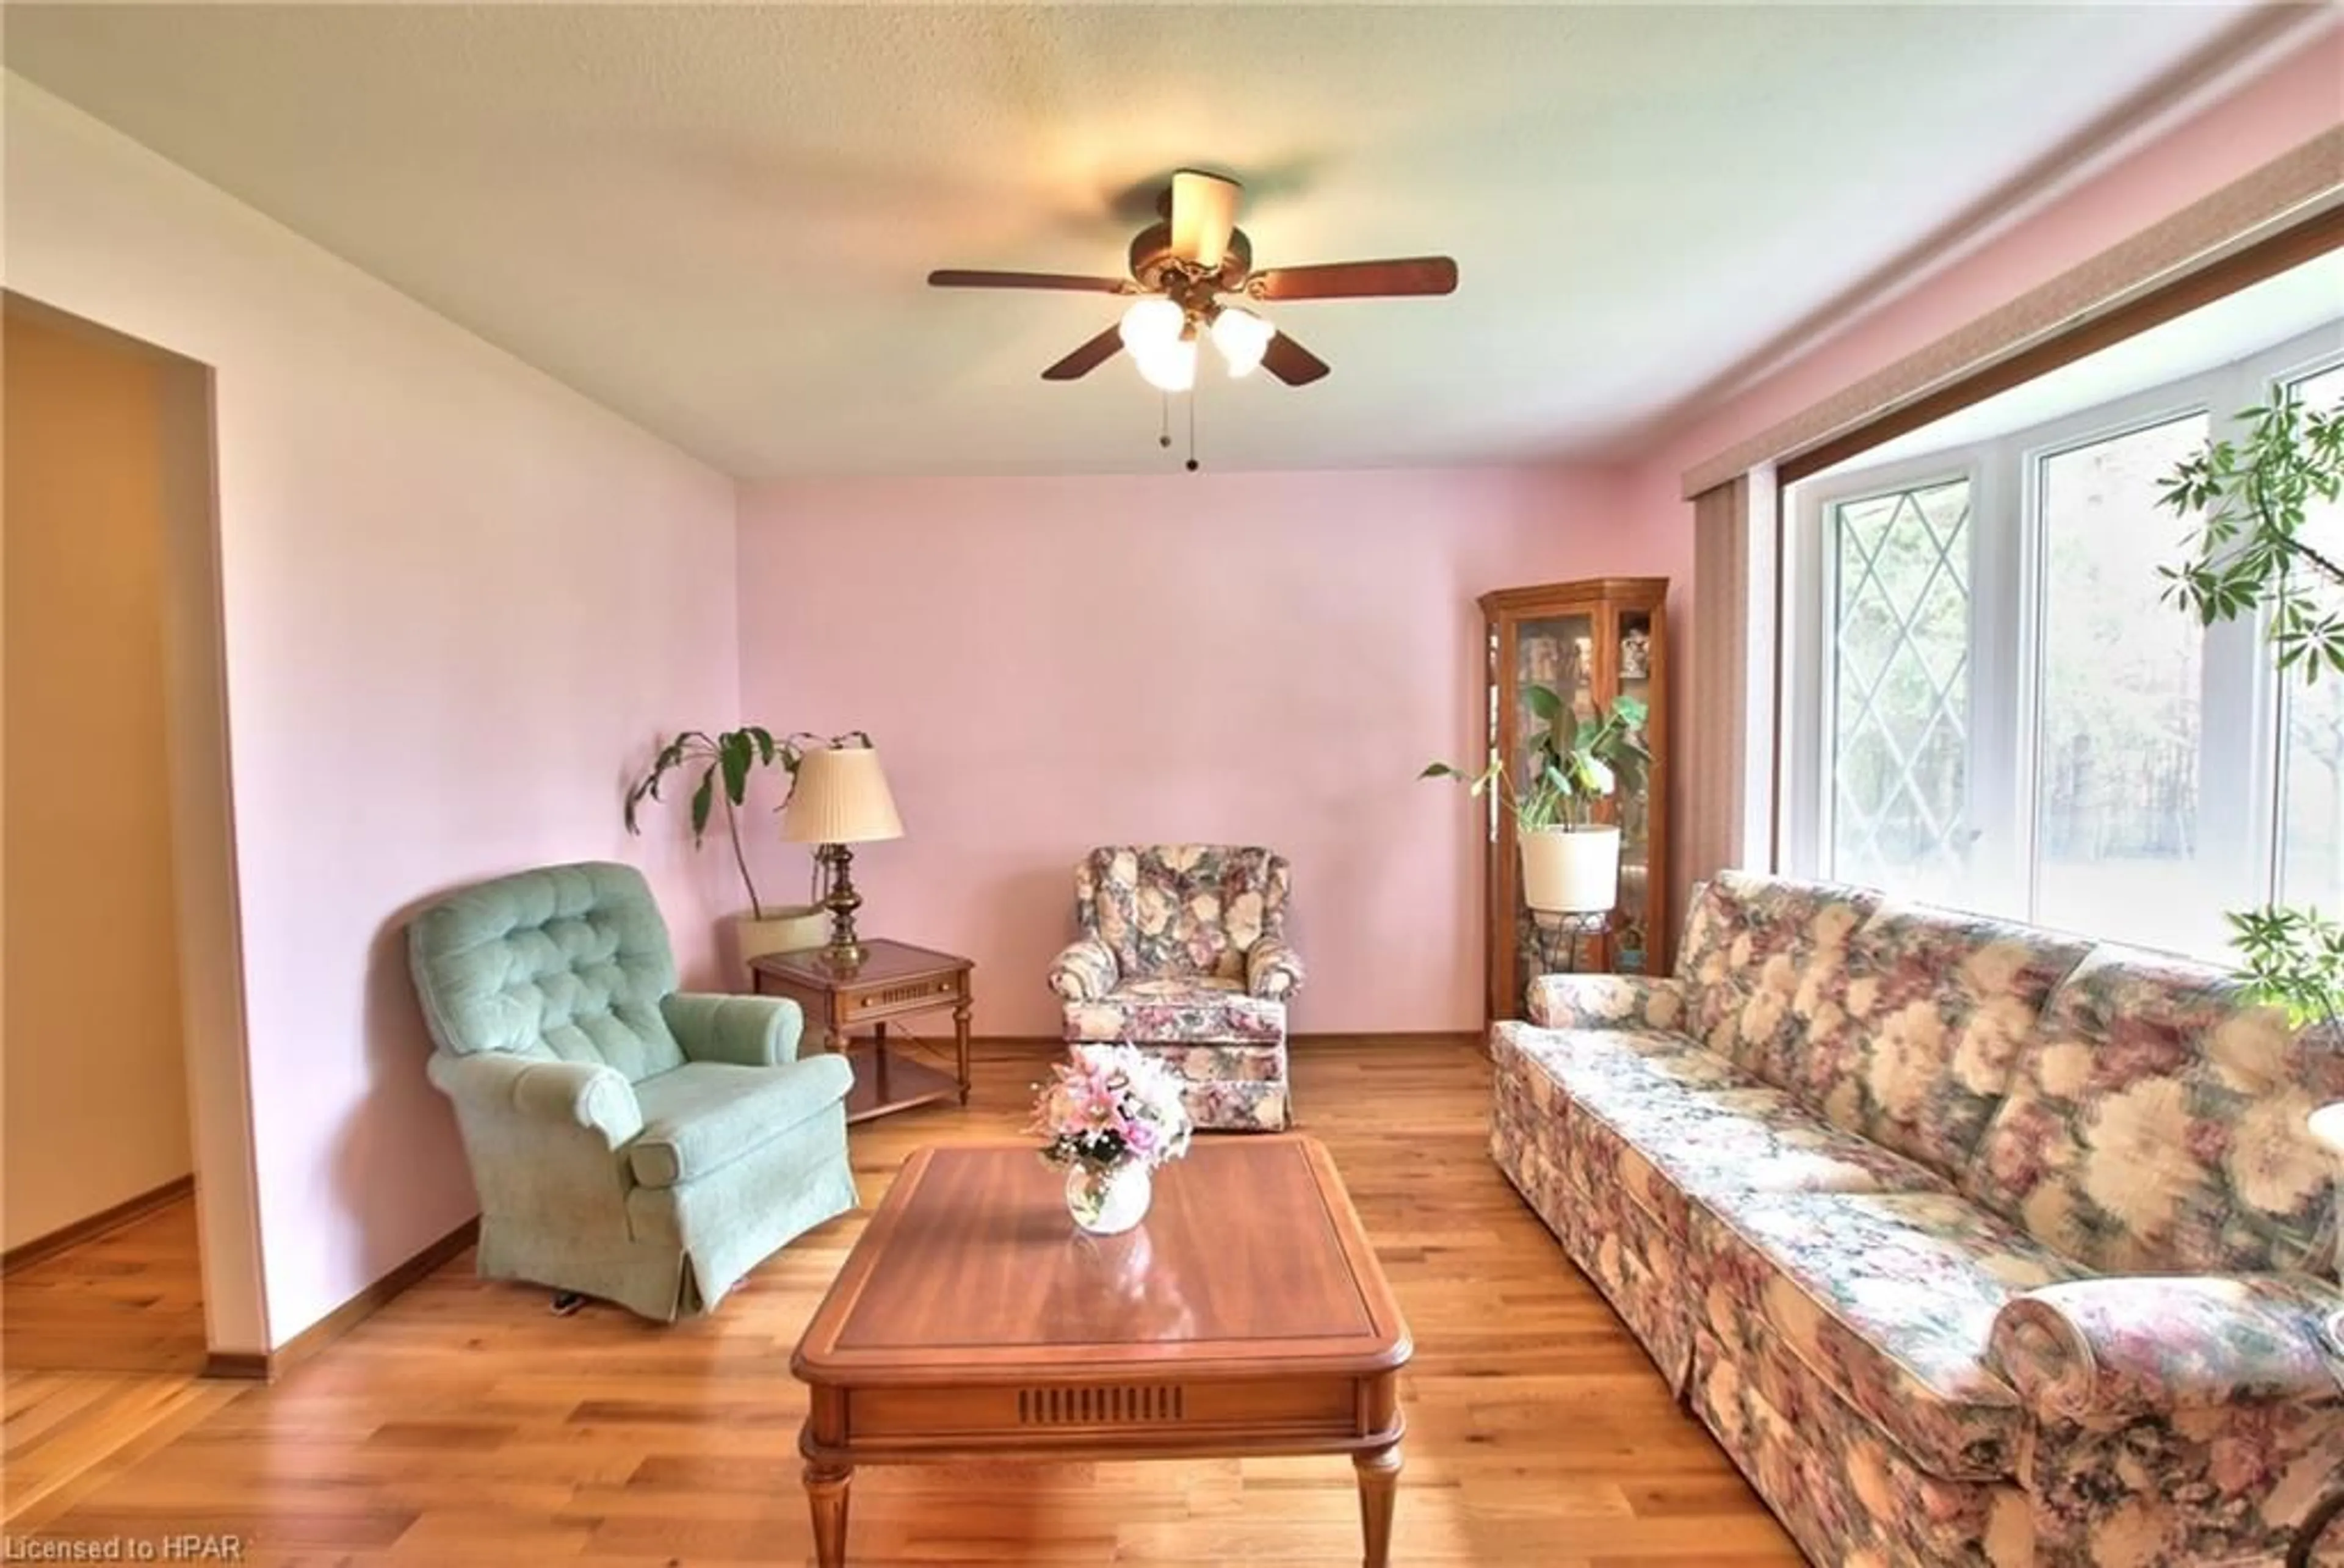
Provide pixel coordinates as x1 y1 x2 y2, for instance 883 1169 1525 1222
1520 825 1621 914
731 906 830 980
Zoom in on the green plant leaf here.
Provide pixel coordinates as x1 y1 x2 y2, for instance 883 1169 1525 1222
719 730 752 806
688 767 716 844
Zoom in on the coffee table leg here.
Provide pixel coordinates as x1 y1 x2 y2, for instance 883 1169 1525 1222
806 1461 852 1568
1354 1442 1400 1567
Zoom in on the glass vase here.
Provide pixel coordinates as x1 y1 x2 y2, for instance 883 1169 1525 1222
1064 1160 1152 1235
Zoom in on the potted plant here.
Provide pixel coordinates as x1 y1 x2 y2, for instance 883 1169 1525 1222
1027 1044 1193 1235
1422 691 1651 914
2160 392 2344 1274
624 726 837 977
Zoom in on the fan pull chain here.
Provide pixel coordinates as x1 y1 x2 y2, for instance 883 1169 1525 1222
1186 390 1199 473
1158 394 1171 452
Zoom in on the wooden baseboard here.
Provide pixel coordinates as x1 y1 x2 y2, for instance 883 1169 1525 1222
198 1349 272 1380
3 1173 196 1274
201 1216 479 1383
1292 1030 1480 1048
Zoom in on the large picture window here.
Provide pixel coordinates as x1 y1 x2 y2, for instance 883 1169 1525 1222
1787 325 2342 956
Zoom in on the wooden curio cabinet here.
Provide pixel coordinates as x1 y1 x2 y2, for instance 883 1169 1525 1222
1478 577 1671 1024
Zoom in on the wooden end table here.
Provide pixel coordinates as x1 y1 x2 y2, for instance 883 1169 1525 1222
791 1136 1412 1567
748 940 971 1124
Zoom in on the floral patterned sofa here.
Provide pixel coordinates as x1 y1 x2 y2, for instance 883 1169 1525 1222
1046 845 1303 1132
1491 870 2344 1567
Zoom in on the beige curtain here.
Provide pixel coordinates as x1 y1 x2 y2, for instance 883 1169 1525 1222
1684 471 1776 894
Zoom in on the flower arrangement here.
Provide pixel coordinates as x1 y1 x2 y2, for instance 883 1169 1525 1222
1028 1044 1194 1173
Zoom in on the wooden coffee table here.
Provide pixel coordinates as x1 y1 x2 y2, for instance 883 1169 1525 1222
791 1136 1411 1567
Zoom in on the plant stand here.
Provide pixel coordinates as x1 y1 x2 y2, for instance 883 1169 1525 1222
1527 908 1615 982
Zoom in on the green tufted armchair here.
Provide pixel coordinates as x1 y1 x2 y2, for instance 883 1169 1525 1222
408 861 857 1321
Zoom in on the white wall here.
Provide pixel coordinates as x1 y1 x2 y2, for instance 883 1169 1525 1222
2 77 745 1352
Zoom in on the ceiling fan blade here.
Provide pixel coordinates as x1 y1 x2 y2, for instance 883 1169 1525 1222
1169 169 1240 271
928 269 1132 294
1250 257 1458 301
1260 330 1330 386
1041 325 1126 381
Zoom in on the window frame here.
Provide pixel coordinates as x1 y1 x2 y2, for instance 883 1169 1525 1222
2268 347 2344 912
1789 447 1988 898
1782 319 2344 955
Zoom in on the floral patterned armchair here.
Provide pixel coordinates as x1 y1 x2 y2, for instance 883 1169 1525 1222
1046 845 1302 1132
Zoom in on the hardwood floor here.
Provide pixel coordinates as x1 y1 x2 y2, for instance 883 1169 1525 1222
4 1193 244 1529
2 1039 1800 1565
5 1196 210 1377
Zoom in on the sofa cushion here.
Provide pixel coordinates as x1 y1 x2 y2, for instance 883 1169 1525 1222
1564 1076 1953 1245
1695 1190 2092 1480
1063 981 1286 1044
1967 947 2344 1276
1792 903 2092 1183
1681 872 1881 1089
626 1057 852 1189
1507 1023 1762 1101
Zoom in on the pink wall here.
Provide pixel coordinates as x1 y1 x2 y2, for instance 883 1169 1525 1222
736 468 1677 1036
4 81 743 1351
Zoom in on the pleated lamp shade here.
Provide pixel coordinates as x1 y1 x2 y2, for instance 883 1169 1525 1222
782 745 903 845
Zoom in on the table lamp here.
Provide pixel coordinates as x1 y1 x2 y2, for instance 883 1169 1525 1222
782 742 903 967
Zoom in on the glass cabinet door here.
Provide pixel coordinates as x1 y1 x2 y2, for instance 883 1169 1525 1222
1612 606 1657 974
1507 612 1597 1000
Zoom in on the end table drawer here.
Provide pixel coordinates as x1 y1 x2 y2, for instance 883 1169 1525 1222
839 974 962 1022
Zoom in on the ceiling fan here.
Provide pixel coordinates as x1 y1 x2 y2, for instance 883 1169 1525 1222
927 168 1458 391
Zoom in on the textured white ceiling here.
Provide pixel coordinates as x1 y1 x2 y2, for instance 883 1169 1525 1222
1 4 2275 477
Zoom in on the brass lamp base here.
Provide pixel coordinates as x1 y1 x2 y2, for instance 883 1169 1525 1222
819 844 868 969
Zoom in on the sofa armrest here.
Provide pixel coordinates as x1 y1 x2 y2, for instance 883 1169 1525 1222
663 992 805 1068
426 1052 645 1150
1047 938 1121 1002
1989 1275 2344 1420
1527 974 1686 1031
1246 939 1305 1000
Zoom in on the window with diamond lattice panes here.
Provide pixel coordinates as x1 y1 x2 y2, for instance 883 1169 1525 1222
1830 478 1972 904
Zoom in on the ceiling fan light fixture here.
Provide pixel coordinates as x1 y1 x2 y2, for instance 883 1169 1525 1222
1210 307 1275 377
1133 334 1198 393
1118 297 1184 355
